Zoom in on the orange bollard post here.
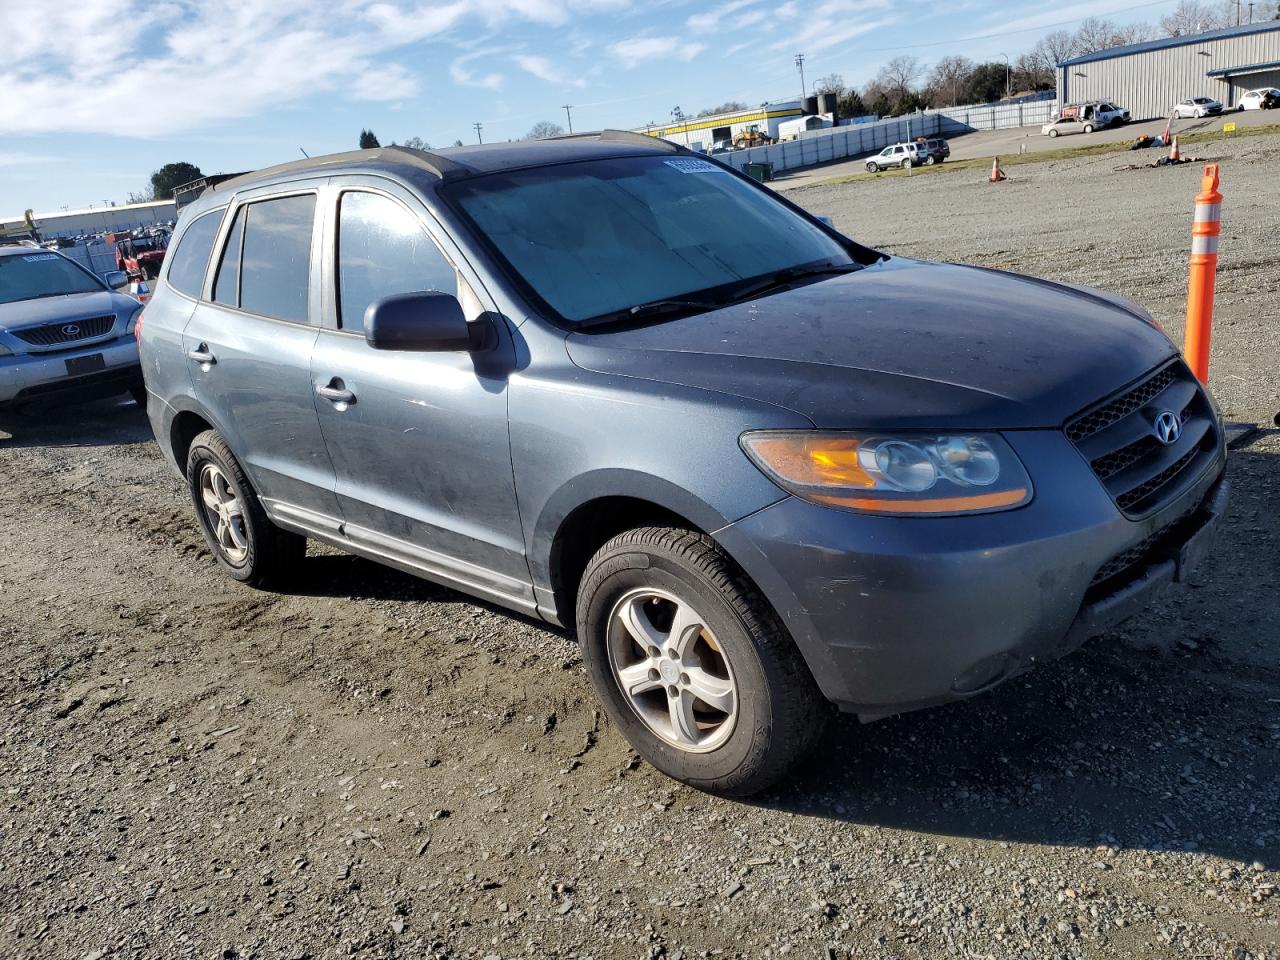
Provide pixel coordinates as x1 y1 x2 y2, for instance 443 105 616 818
1184 164 1222 384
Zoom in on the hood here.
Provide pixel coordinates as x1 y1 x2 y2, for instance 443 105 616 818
0 289 136 330
565 258 1176 429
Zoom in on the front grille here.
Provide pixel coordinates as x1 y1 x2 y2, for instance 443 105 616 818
12 314 116 347
1066 360 1220 519
1086 507 1200 595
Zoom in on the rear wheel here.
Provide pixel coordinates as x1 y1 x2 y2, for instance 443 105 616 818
1083 123 1094 134
902 157 913 169
923 154 936 165
186 429 305 588
576 526 829 796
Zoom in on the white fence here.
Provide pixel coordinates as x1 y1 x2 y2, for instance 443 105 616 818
933 97 1057 133
718 113 944 174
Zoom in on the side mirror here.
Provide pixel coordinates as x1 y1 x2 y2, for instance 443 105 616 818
364 291 485 352
103 270 129 289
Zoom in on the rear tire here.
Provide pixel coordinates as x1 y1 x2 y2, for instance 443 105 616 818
1083 123 1094 134
1048 129 1059 138
186 429 305 588
924 155 936 165
576 526 830 797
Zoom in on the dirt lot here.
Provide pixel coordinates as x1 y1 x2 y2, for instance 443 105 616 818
2 133 1278 960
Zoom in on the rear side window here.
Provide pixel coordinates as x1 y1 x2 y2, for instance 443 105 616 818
336 191 457 330
167 209 223 298
211 194 315 322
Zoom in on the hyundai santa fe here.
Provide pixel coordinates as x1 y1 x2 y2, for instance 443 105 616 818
138 132 1227 796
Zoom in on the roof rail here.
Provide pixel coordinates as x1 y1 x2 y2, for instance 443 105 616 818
548 129 683 153
212 146 472 195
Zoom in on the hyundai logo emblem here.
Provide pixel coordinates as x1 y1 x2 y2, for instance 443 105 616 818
1153 410 1182 445
61 323 81 337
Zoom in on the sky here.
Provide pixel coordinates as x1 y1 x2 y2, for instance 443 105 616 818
0 0 1192 215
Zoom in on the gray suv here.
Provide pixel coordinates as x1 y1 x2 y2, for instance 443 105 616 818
139 133 1227 796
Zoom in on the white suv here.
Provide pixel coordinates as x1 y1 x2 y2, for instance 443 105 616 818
865 142 926 172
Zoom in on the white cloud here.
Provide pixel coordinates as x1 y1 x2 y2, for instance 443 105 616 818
687 0 763 33
513 54 587 87
768 0 895 53
608 36 706 69
450 50 508 90
0 0 633 136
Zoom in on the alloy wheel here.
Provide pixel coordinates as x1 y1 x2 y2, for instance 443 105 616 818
199 463 248 563
606 587 737 753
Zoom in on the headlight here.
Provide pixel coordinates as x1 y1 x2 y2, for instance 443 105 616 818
741 430 1033 516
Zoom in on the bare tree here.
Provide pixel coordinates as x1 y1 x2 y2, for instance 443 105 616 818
1160 0 1234 34
1032 29 1078 72
696 101 749 117
1073 17 1125 53
1012 51 1053 91
877 55 924 101
525 120 565 140
927 55 975 107
401 136 430 150
813 73 845 95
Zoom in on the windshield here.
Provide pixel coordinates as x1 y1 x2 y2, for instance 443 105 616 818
446 155 854 325
0 252 103 305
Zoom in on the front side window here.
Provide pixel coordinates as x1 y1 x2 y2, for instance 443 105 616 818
447 154 853 325
336 192 457 331
239 194 316 322
0 252 102 305
167 209 224 298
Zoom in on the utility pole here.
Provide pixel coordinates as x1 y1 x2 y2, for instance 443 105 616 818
1000 52 1011 100
473 121 483 144
794 53 806 103
562 104 574 133
1248 1 1254 21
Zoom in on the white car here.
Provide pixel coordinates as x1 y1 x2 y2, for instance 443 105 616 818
1238 88 1279 110
864 142 927 172
1173 97 1223 118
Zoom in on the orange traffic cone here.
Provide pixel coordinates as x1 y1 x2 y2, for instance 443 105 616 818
988 156 1007 182
1168 136 1180 162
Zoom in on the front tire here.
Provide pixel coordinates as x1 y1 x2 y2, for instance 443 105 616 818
186 429 305 588
866 161 879 172
576 527 829 796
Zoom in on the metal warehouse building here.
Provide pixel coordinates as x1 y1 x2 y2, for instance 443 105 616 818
0 199 176 241
1058 20 1280 120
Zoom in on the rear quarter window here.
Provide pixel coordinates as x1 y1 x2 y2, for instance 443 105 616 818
166 209 224 298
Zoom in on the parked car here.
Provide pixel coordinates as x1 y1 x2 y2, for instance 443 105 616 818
1045 101 1129 136
917 137 950 164
1238 87 1280 110
0 246 144 409
865 141 927 171
1173 97 1223 118
139 134 1228 796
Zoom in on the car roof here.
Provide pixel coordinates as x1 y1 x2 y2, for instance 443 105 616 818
207 130 682 199
0 244 55 259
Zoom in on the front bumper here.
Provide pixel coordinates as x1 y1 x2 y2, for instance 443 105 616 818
716 429 1227 718
0 335 140 406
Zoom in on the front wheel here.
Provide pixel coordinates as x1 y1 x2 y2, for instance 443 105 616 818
865 161 879 172
1048 128 1059 138
576 527 829 796
186 429 305 588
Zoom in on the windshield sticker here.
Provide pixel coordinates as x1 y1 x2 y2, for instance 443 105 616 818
22 253 60 261
663 158 726 174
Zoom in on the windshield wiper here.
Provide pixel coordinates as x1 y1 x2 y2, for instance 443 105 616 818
728 262 862 302
577 297 723 329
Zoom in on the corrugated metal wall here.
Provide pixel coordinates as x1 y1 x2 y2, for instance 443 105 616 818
1059 29 1280 119
718 114 944 174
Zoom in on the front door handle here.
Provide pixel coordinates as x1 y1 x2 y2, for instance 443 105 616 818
187 344 216 364
316 381 355 405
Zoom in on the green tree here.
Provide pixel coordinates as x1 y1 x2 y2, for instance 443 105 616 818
147 162 203 201
359 128 381 148
837 89 867 117
965 62 1009 103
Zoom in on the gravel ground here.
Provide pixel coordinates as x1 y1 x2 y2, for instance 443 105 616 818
2 132 1278 960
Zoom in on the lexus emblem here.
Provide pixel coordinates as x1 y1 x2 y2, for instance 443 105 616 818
61 323 81 337
1153 410 1182 445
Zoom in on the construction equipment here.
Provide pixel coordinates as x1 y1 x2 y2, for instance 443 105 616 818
733 126 774 150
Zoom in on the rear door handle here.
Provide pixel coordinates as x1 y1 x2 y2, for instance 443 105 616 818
316 381 355 405
187 345 216 364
